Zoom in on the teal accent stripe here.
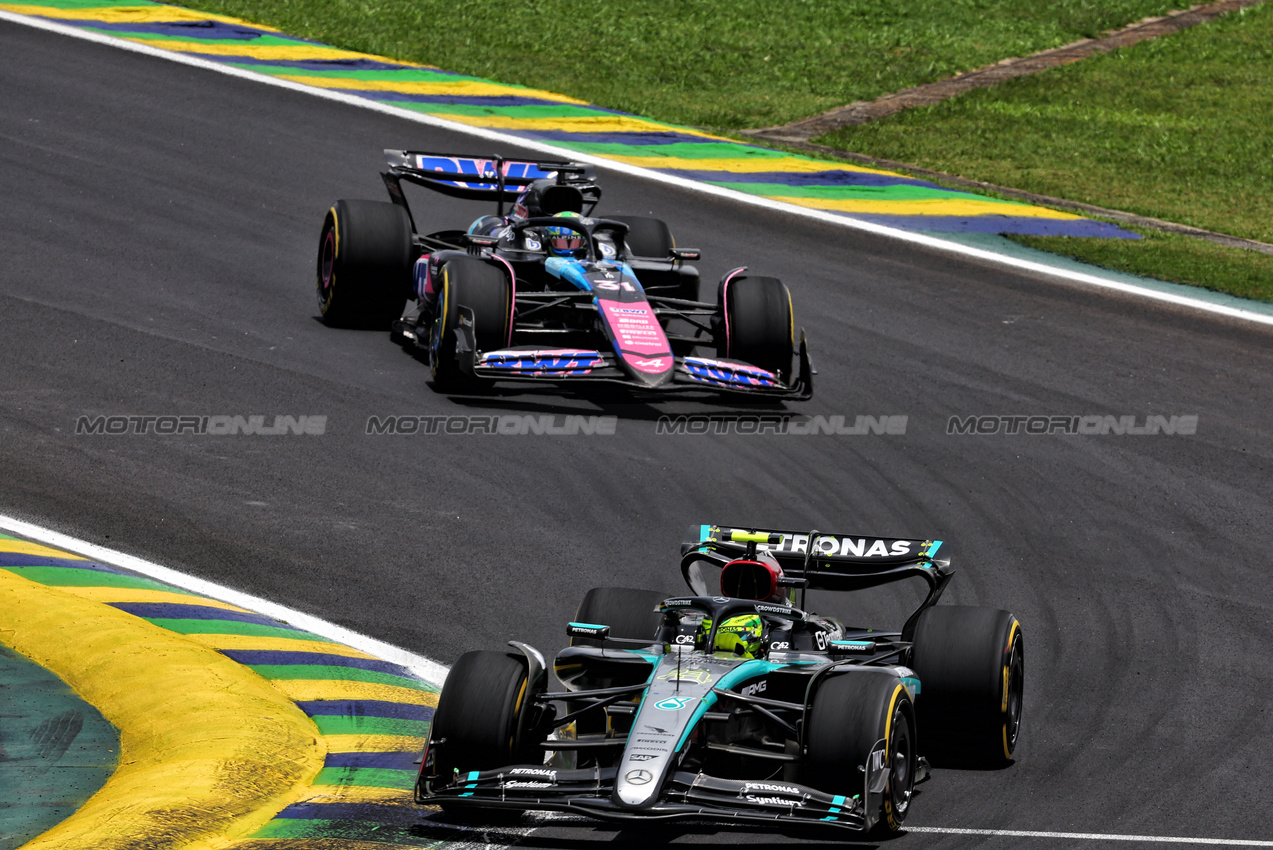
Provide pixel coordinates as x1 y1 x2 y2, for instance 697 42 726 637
674 658 776 750
460 769 480 797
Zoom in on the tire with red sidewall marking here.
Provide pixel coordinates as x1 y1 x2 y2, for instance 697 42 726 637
716 275 794 380
910 605 1024 768
316 199 412 328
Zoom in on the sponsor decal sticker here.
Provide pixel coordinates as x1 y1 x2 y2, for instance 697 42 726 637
747 795 806 808
654 696 696 711
742 782 804 795
831 640 875 654
625 769 654 785
658 668 713 685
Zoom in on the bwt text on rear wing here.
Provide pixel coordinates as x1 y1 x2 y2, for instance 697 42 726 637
380 149 600 211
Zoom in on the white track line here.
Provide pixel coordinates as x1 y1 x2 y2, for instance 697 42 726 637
3 9 1271 329
0 512 449 684
907 827 1273 846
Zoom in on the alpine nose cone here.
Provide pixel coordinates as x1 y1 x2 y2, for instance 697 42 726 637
594 283 673 387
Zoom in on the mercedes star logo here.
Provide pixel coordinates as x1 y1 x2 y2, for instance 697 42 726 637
625 769 653 785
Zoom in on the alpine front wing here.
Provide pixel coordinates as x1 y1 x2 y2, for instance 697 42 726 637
453 305 814 399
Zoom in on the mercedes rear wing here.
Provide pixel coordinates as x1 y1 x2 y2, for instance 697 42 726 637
680 523 952 593
680 524 954 639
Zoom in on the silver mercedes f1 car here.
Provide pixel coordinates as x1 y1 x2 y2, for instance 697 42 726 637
415 524 1024 835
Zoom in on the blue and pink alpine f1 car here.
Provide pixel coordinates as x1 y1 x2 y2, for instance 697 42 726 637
316 151 813 398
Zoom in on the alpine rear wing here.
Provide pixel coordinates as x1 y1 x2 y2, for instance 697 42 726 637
380 149 600 215
680 524 953 595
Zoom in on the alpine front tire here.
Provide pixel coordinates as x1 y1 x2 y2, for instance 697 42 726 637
717 274 794 380
910 605 1024 768
316 199 413 328
803 670 917 835
429 256 512 392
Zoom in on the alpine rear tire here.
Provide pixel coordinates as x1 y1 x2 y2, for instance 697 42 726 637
571 587 667 647
607 215 698 302
910 606 1024 768
803 670 916 835
717 274 794 380
316 199 413 328
607 215 674 259
429 256 512 392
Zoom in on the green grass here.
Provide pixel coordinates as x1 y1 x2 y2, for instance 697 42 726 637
177 0 1273 298
178 0 1184 128
1010 228 1273 301
815 3 1273 295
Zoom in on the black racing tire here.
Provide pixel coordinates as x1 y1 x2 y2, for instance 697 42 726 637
571 587 667 648
427 650 541 813
316 199 413 329
803 670 917 835
910 606 1024 768
607 215 674 259
429 256 512 392
606 216 698 301
717 275 794 380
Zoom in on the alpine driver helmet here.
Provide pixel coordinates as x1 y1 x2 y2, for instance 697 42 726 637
709 613 765 659
544 211 586 256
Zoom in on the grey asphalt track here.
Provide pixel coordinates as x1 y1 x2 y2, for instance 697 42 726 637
2 18 1272 849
